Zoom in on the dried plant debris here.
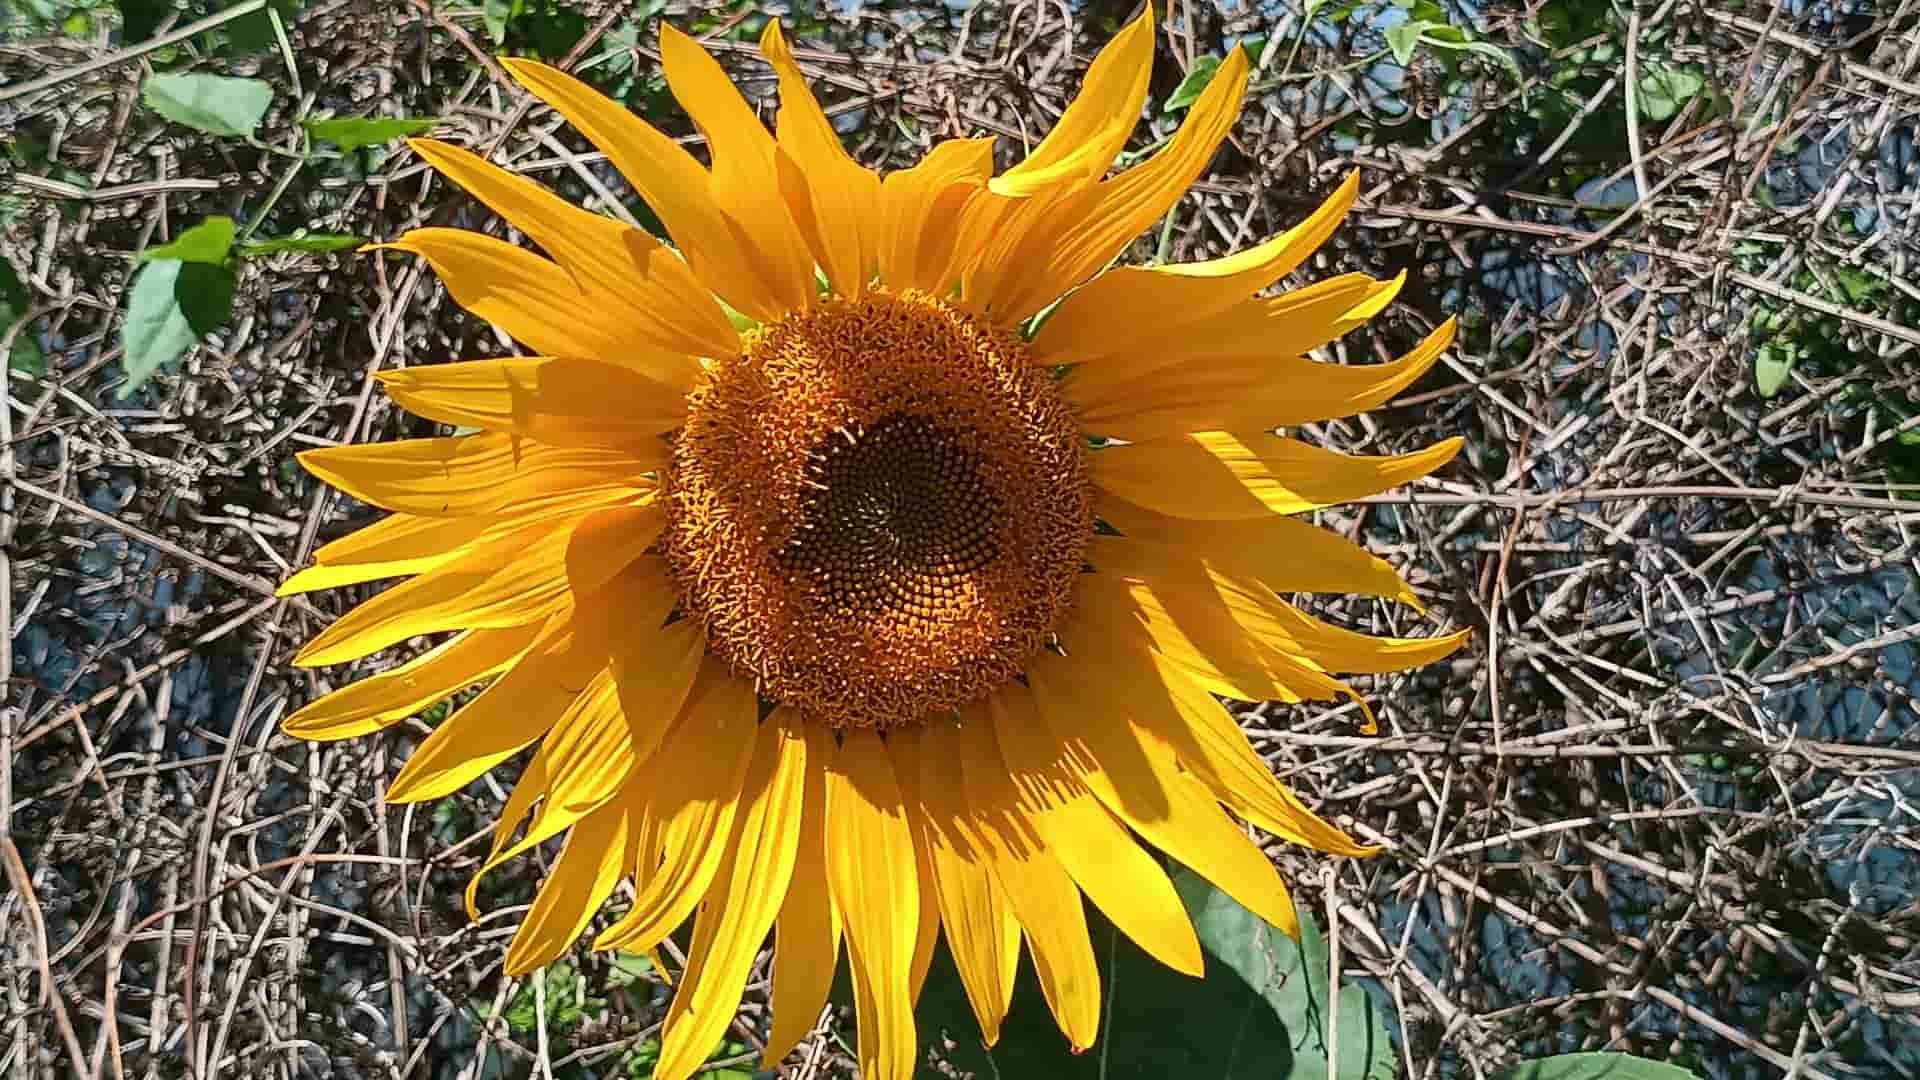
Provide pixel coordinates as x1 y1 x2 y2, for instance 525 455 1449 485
3 0 1918 1077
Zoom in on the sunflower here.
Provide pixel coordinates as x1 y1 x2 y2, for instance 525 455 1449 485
284 12 1467 1078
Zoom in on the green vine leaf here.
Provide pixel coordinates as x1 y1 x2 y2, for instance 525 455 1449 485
913 866 1393 1078
140 216 237 265
142 72 274 138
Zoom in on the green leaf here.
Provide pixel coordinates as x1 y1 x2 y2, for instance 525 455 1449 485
1496 1053 1703 1080
222 0 302 53
1175 870 1395 1080
140 216 236 264
913 866 1393 1078
1831 265 1887 306
1755 341 1796 398
236 231 365 257
119 259 235 397
524 0 588 59
1388 18 1525 90
1162 54 1223 113
304 115 441 150
1636 62 1705 123
483 0 523 43
141 72 274 137
1 258 44 377
1384 18 1442 66
1238 34 1268 68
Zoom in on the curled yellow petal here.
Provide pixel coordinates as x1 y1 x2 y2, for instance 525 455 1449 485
1092 431 1463 521
1032 171 1360 363
406 138 737 360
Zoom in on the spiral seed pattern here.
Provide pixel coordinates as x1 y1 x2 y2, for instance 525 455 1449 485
665 290 1091 729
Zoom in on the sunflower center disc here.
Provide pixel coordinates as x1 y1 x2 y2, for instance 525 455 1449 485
666 290 1092 729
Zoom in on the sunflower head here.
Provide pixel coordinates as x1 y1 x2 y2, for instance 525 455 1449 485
669 289 1091 728
284 12 1467 1080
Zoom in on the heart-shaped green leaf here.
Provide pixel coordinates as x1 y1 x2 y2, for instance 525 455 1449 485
1496 1053 1702 1080
120 259 236 397
140 216 236 264
913 866 1393 1079
142 72 274 138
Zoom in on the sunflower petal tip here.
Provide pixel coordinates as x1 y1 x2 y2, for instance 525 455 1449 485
497 55 541 80
759 16 785 50
656 20 694 47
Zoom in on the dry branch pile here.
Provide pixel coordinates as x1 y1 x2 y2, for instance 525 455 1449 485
3 0 1918 1076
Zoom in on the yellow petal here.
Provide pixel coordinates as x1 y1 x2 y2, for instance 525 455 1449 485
502 799 630 975
761 21 883 297
294 482 647 591
537 667 633 813
1137 653 1378 857
878 137 995 292
276 553 447 597
282 623 540 741
985 689 1204 978
297 432 646 518
293 514 578 668
377 229 693 384
654 713 807 1080
384 610 596 802
1096 547 1467 675
1002 47 1250 318
824 729 920 1080
1092 430 1463 521
890 727 1017 1045
281 486 640 595
1061 270 1404 401
499 57 791 323
951 711 1101 1051
376 357 684 453
1031 171 1360 363
961 185 1106 324
763 721 843 1068
1070 567 1355 705
608 619 707 762
564 502 664 597
1076 314 1450 441
464 751 550 921
884 731 950 1003
1257 591 1473 674
407 138 738 360
658 24 816 315
593 665 760 951
1026 651 1299 936
1046 602 1375 855
991 9 1156 197
1094 496 1420 607
309 510 492 567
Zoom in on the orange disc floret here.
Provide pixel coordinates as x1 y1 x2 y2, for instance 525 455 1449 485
665 289 1092 728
